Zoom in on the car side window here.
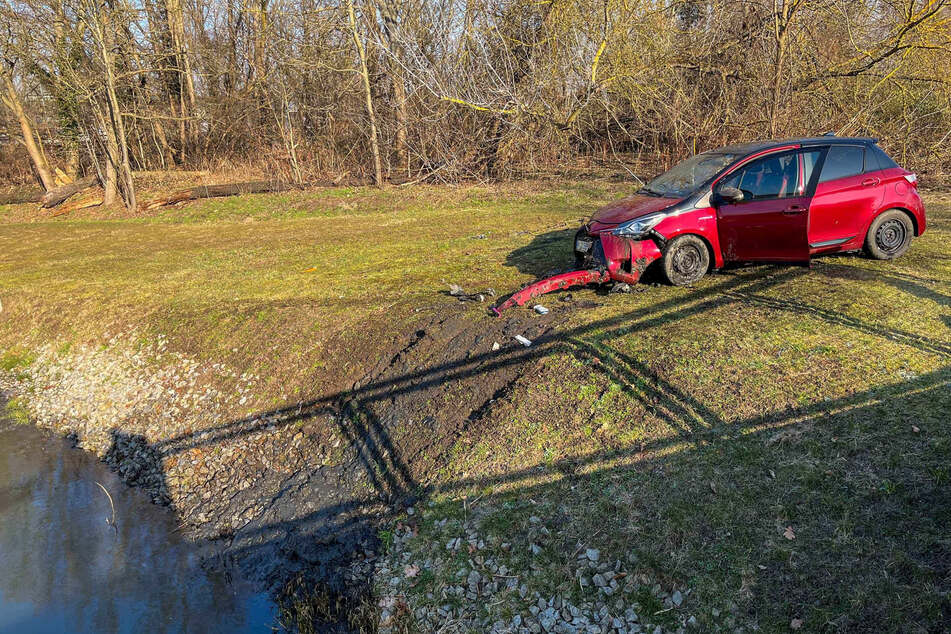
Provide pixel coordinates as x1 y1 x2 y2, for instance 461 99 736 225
868 145 898 171
863 146 883 172
719 153 800 201
799 150 823 195
818 145 864 183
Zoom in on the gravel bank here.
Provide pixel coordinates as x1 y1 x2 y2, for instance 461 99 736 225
372 502 705 634
1 335 312 517
0 335 382 615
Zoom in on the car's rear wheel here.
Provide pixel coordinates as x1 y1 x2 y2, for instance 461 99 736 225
865 209 913 260
662 234 710 286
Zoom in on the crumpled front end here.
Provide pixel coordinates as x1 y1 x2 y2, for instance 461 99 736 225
598 232 663 284
493 234 663 314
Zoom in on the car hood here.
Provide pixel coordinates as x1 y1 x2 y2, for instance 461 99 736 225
587 193 682 233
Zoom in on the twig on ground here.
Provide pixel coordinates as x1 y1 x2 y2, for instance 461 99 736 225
95 481 118 535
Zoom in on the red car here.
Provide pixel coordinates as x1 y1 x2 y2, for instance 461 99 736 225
495 136 925 313
576 136 925 285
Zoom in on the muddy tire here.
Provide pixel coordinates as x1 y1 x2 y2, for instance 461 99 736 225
865 209 913 260
662 234 710 286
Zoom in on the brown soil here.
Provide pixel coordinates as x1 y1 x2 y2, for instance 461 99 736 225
202 298 578 627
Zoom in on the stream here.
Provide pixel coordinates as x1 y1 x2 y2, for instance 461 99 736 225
0 413 277 633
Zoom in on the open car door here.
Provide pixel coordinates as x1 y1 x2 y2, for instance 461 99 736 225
715 149 824 263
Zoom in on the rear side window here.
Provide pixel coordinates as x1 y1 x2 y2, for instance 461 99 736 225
868 145 899 171
819 145 864 183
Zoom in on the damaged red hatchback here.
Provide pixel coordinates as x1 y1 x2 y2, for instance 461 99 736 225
495 136 925 313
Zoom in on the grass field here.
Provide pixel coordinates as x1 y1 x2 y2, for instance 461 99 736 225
1 182 949 631
0 181 629 408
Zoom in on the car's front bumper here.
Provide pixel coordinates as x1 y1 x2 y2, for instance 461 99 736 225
598 232 663 283
494 231 664 314
575 227 664 276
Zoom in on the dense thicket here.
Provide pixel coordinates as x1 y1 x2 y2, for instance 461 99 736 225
1 0 949 206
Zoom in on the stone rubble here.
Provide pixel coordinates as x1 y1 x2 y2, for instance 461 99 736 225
373 507 703 633
0 334 340 534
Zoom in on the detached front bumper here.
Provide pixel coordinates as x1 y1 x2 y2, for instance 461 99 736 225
493 232 663 314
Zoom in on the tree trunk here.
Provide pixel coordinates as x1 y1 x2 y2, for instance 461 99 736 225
768 0 799 138
165 0 195 146
378 0 408 173
768 26 787 137
65 145 80 180
152 106 177 167
141 177 359 210
252 0 269 85
1 70 56 191
348 0 383 186
102 149 119 206
94 2 137 210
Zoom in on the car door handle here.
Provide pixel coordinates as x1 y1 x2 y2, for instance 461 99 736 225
861 177 880 187
783 204 807 214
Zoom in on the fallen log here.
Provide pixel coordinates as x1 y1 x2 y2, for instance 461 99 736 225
40 175 98 208
49 196 103 217
140 176 364 211
141 180 299 211
0 186 44 205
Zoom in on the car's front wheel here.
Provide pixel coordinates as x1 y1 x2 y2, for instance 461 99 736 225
662 234 710 286
865 209 913 260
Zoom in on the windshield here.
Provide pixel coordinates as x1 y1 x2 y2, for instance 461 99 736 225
642 152 739 198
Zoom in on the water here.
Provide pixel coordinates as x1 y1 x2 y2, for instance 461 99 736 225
0 415 277 633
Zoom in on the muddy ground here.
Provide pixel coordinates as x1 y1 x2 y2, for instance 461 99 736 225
219 301 574 626
2 293 580 630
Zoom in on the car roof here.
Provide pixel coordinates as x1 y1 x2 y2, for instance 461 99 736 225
707 136 879 158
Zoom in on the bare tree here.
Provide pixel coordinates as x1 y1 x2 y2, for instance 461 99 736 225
0 0 949 193
79 0 136 208
347 0 383 186
1 61 55 190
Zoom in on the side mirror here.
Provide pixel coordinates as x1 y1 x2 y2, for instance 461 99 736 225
717 186 744 204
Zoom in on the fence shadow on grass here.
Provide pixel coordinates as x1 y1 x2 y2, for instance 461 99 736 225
221 363 951 631
109 260 950 629
815 259 951 308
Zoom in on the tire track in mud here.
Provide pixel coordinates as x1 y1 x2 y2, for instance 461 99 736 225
352 308 562 489
219 304 572 630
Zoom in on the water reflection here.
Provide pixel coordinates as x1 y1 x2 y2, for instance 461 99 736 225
0 416 275 633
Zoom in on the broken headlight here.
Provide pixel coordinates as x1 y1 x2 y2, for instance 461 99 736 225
612 213 666 239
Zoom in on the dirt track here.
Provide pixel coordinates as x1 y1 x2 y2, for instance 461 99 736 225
203 300 574 626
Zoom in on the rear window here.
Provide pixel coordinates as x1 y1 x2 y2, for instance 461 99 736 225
819 145 865 183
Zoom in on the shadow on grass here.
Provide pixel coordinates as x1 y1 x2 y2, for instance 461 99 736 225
815 259 951 308
428 366 951 631
504 229 577 277
116 263 949 629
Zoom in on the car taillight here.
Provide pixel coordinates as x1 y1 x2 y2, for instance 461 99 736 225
904 173 918 186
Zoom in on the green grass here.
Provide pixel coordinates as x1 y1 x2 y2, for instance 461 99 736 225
2 181 949 631
3 397 31 424
0 181 629 402
410 191 951 630
0 348 35 370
